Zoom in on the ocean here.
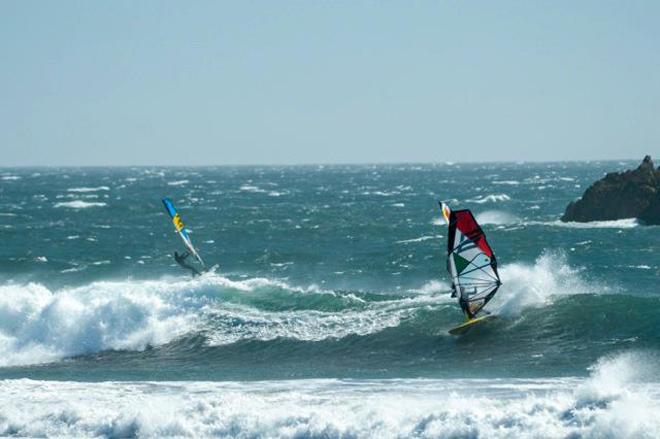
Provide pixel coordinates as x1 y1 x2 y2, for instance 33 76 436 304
0 161 658 437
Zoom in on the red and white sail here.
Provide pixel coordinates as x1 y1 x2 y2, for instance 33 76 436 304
441 203 501 318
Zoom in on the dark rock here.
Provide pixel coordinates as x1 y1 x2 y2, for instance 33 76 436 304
639 191 660 225
561 155 660 223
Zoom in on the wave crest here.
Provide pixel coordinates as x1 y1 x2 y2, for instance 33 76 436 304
0 275 445 366
0 351 658 438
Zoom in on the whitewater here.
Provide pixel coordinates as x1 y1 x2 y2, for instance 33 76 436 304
0 162 658 437
3 352 660 437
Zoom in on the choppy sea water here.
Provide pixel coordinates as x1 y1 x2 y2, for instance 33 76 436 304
0 162 658 437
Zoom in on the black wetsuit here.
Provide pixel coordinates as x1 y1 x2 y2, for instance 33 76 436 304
174 251 201 277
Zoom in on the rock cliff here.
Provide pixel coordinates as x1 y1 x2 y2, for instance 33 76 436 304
561 156 660 225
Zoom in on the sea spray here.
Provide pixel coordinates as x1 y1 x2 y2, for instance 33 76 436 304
491 250 611 317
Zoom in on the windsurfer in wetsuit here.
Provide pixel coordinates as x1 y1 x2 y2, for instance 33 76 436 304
174 251 201 277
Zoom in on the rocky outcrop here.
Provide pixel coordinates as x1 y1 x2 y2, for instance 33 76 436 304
639 191 660 225
561 155 660 224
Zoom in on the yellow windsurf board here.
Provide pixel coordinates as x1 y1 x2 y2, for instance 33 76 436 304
448 314 495 335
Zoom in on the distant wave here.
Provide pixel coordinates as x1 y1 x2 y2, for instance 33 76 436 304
240 184 267 193
468 194 511 204
528 218 639 229
167 180 189 186
396 234 442 244
67 186 110 192
54 201 107 209
0 351 658 438
475 210 520 225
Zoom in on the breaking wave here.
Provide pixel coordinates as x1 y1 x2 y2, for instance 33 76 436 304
491 251 612 317
529 218 640 229
0 251 637 368
0 351 658 438
54 201 107 209
475 210 520 225
66 186 110 193
0 274 445 367
468 194 511 204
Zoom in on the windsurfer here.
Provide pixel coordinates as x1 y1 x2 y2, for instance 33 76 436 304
174 251 201 277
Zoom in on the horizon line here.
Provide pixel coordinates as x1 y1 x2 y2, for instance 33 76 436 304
0 156 650 169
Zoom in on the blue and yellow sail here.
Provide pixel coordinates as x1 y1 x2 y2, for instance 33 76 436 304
162 197 205 266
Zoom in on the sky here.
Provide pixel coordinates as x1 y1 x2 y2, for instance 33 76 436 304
1 1 658 166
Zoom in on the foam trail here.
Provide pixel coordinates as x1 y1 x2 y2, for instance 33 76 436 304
204 298 430 346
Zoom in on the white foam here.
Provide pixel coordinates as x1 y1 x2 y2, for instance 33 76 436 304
67 186 110 192
432 217 447 226
204 298 427 346
396 234 442 244
492 180 520 185
490 251 610 317
54 201 107 209
409 280 452 295
468 194 511 204
0 279 205 366
201 277 443 345
475 210 520 225
533 218 640 229
0 352 658 438
0 275 444 366
167 180 189 186
240 184 267 193
1 175 20 181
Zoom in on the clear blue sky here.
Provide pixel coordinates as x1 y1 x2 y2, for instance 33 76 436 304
1 1 658 165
